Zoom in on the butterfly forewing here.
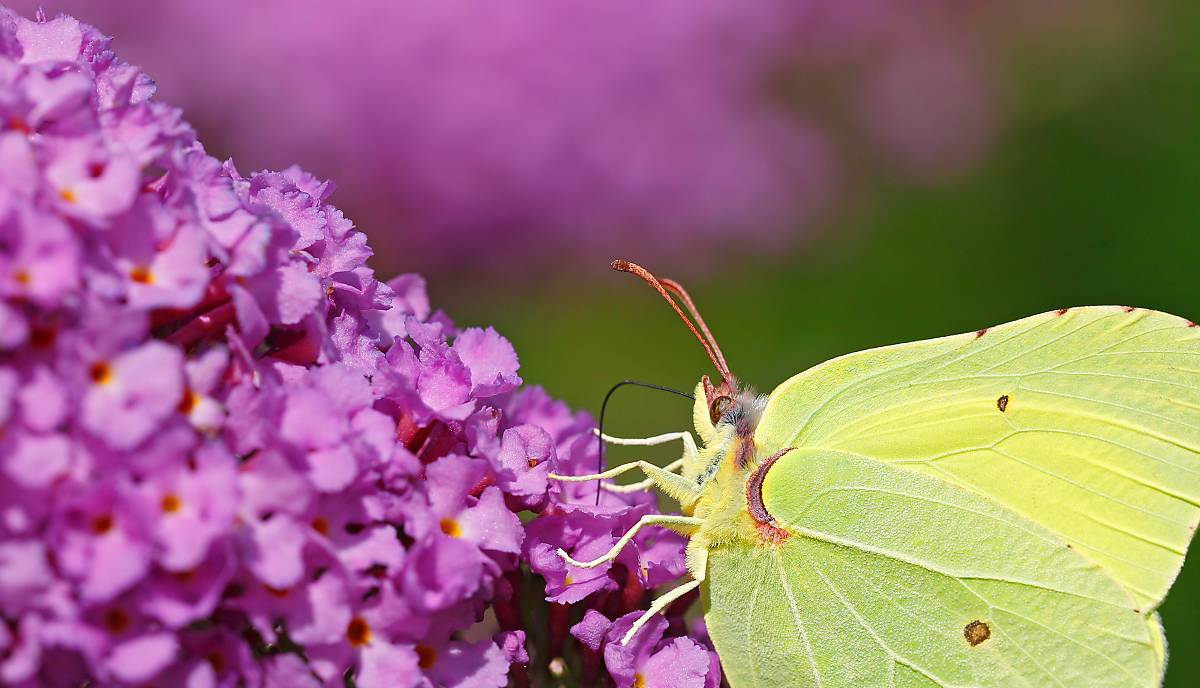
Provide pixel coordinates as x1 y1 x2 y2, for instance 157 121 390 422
754 306 1200 611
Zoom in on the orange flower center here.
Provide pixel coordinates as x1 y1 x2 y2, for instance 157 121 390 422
346 616 371 647
161 493 182 514
177 389 199 414
439 518 461 537
129 265 154 284
89 361 113 385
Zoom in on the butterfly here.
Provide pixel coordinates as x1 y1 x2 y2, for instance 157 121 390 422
550 260 1200 687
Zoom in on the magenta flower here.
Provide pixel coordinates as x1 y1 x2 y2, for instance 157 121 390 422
80 340 184 450
574 611 720 688
0 6 710 686
485 423 555 510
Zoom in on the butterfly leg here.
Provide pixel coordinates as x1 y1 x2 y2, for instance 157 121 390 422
599 458 685 493
548 460 702 504
611 535 710 644
685 534 709 581
621 579 703 645
593 429 699 493
595 428 699 455
557 514 701 568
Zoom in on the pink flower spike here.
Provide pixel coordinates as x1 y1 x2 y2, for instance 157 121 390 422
0 6 705 685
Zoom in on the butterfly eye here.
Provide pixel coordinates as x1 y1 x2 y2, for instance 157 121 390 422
709 395 733 424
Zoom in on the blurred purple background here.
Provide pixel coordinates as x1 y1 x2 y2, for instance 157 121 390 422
10 1 1137 276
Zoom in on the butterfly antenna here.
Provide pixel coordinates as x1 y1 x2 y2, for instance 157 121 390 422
658 276 730 381
611 260 733 383
594 380 694 504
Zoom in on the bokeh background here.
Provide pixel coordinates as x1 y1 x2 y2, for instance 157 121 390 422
13 0 1200 683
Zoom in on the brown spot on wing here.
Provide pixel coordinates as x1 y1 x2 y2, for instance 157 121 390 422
963 620 991 646
996 395 1009 412
1122 306 1137 313
975 328 988 339
1056 308 1069 316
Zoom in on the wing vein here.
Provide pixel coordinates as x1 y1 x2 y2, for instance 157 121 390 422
806 548 955 688
783 524 1127 608
774 548 822 687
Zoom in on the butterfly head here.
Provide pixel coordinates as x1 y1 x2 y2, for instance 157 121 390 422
702 376 766 433
690 373 768 482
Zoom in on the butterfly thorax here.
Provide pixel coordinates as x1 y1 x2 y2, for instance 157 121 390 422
684 381 782 549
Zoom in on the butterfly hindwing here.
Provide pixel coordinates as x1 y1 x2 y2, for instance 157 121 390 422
704 449 1159 687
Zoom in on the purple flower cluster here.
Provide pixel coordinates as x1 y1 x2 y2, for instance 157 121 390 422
4 0 1112 273
0 8 717 687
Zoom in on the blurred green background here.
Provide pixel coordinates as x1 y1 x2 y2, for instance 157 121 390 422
442 1 1200 683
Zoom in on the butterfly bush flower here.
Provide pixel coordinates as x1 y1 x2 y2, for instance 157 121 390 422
0 7 716 687
573 611 719 688
2 0 1122 273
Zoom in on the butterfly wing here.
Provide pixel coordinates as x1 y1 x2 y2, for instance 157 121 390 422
704 449 1160 687
753 306 1200 612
